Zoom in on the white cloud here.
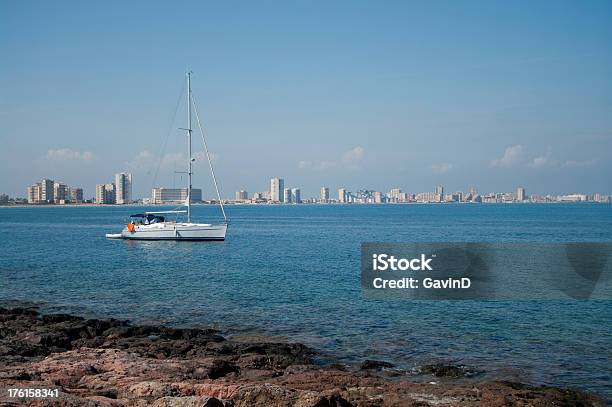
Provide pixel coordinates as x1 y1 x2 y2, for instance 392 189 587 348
127 150 155 170
208 152 219 165
297 160 337 171
491 145 522 168
315 161 337 171
528 150 552 168
128 150 218 172
298 146 365 172
161 153 184 167
563 158 598 168
298 160 313 169
342 146 365 167
193 151 217 164
47 148 94 161
431 163 453 174
136 150 154 160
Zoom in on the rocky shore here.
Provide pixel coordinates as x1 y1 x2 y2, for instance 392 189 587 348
0 307 604 406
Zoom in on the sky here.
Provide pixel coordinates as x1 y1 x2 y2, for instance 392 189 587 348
1 1 611 199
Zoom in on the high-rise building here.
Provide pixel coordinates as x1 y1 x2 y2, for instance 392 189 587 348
95 184 104 204
373 191 383 203
516 187 525 202
270 177 284 202
416 192 442 203
95 184 105 204
152 188 202 204
70 187 83 203
283 188 292 204
27 183 42 204
105 183 116 204
320 187 329 203
291 188 301 204
338 188 347 203
96 183 116 204
558 194 587 202
435 185 444 197
235 190 248 201
41 179 54 203
27 179 82 204
115 173 132 204
389 188 403 202
54 182 68 203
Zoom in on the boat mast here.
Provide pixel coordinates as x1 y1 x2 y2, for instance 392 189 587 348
186 71 192 223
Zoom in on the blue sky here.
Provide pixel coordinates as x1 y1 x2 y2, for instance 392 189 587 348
1 1 611 198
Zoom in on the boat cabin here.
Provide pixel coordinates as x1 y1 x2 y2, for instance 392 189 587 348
130 213 166 225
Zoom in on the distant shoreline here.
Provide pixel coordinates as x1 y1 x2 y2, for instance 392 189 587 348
1 201 610 209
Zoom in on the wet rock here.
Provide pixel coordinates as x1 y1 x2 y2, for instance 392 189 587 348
359 360 394 370
296 393 354 407
207 359 240 379
420 362 478 378
0 307 38 318
327 363 348 372
38 331 72 349
85 396 125 407
41 313 84 324
0 370 39 380
152 396 225 407
2 341 48 357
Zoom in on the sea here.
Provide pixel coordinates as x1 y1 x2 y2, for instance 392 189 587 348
1 203 611 400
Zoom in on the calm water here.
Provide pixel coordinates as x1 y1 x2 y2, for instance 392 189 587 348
1 204 611 399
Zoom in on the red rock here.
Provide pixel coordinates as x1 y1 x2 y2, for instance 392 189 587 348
0 307 605 407
151 396 224 407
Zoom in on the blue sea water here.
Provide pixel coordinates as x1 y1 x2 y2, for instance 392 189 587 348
1 203 611 399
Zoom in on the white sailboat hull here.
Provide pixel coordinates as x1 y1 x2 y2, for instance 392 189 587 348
120 222 227 241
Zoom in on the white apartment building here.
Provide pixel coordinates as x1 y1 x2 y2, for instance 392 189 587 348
320 187 329 202
283 188 292 204
270 177 284 202
235 190 248 201
291 188 301 204
115 172 132 204
338 188 347 203
152 188 202 204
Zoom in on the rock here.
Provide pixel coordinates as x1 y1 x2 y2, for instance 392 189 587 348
207 359 240 379
85 396 126 407
41 313 84 323
231 383 296 407
0 370 39 380
295 393 354 407
152 396 224 407
420 362 478 378
38 331 72 349
0 307 605 407
359 360 394 370
3 341 47 357
128 381 176 398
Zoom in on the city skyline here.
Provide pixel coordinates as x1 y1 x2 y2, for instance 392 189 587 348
1 2 611 197
13 173 611 205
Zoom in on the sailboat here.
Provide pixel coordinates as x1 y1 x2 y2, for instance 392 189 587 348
106 72 228 241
